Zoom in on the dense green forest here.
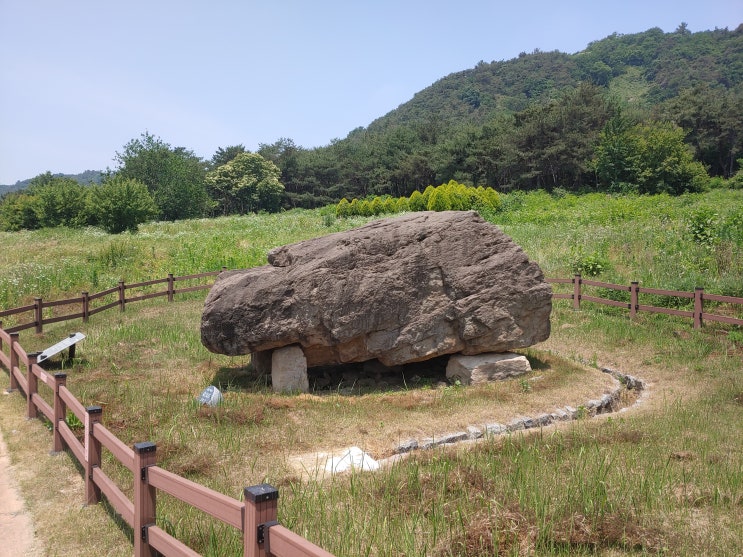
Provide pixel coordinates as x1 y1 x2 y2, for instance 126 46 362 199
1 25 742 232
270 24 743 206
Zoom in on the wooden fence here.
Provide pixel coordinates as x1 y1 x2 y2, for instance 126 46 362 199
1 270 742 556
0 270 333 557
547 275 743 329
0 270 227 334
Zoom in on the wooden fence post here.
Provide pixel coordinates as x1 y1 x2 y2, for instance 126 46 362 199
8 332 20 392
82 291 90 323
572 274 582 310
694 287 704 329
85 405 103 505
26 352 40 419
630 281 639 319
244 484 279 557
34 297 43 334
52 373 67 453
167 274 175 303
133 441 157 557
118 280 126 312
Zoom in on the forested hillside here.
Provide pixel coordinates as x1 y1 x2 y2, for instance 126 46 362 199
261 25 742 207
2 25 742 231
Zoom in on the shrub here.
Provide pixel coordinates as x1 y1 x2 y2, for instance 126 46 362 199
409 190 426 211
396 197 410 212
427 187 452 211
87 177 159 234
686 207 720 247
420 185 436 209
370 196 384 215
336 198 351 218
30 176 90 228
0 191 42 231
358 200 373 217
444 181 467 210
478 187 502 211
382 197 398 214
571 246 610 277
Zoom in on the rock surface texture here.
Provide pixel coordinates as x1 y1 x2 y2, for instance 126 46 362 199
201 211 552 367
446 352 532 385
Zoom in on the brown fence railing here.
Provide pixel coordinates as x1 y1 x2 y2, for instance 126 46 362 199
0 325 333 557
0 270 226 334
546 274 743 329
2 271 742 555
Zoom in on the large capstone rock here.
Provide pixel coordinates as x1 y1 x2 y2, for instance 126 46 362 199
201 211 551 367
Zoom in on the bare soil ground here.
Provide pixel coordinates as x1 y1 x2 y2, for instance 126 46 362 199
0 422 43 557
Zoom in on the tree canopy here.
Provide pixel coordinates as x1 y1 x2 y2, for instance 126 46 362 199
205 152 284 215
87 177 159 233
114 132 209 220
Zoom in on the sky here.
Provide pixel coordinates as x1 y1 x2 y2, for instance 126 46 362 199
0 1 741 185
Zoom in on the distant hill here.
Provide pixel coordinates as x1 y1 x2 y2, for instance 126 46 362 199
366 25 743 133
260 24 743 206
1 170 103 196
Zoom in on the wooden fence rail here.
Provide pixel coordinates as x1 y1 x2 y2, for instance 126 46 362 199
0 269 224 334
2 270 742 555
546 274 743 329
0 319 334 556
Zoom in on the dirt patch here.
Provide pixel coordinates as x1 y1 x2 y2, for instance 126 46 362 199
0 387 131 557
0 422 43 557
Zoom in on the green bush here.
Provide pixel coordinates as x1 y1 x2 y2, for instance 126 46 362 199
336 198 351 218
444 181 467 210
686 207 719 247
427 187 451 211
396 197 410 212
408 190 426 211
370 197 384 215
420 185 436 209
571 247 610 277
382 197 397 214
87 177 159 234
358 200 373 217
335 181 504 217
477 186 502 211
0 191 42 231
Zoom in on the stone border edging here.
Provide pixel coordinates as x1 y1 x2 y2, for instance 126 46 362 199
379 366 646 465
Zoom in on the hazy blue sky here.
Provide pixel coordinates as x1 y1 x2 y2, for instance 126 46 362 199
1 0 741 184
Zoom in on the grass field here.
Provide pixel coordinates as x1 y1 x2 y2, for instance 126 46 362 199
1 189 742 556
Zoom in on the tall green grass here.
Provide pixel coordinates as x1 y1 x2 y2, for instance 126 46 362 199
2 190 740 312
495 189 743 297
273 304 743 556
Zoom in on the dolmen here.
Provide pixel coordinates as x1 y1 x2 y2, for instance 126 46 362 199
201 211 552 392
